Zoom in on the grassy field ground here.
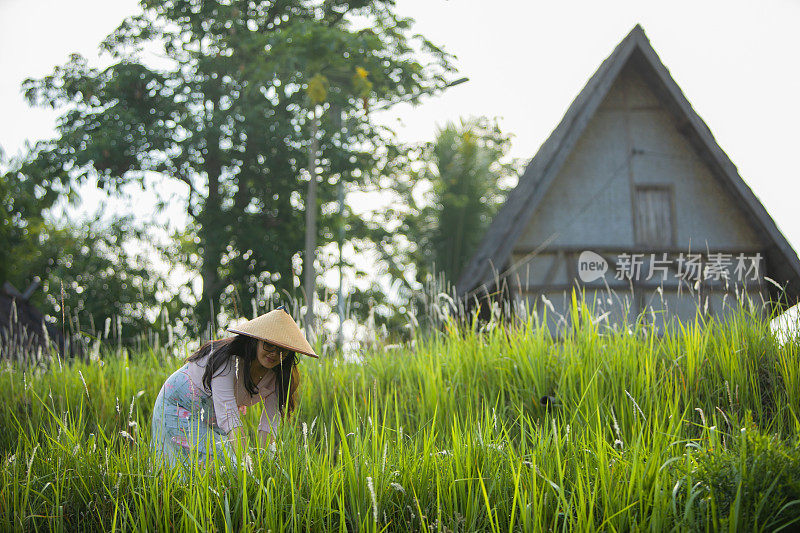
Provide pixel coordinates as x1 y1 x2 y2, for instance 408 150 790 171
2 297 800 531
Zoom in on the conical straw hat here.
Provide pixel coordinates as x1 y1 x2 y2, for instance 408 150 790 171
227 306 318 358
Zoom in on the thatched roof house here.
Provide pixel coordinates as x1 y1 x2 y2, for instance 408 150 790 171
456 25 800 331
1 280 70 363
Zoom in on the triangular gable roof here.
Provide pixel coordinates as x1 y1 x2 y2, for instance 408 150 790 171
456 24 800 312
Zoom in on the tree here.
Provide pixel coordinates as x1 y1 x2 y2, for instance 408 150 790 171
1 159 174 345
413 117 519 284
355 116 520 332
19 0 455 333
0 151 68 288
29 214 175 345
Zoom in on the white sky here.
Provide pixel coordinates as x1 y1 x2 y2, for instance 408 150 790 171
1 0 799 331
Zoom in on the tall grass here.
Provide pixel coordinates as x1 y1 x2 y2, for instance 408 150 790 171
2 292 800 531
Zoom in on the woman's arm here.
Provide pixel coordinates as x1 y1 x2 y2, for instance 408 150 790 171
209 366 253 467
227 426 248 453
257 389 281 451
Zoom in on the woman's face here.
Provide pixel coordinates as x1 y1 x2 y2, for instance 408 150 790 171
257 340 287 369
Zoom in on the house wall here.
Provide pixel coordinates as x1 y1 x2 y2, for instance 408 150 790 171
508 62 768 334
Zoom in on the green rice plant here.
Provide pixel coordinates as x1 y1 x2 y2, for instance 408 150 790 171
1 290 799 531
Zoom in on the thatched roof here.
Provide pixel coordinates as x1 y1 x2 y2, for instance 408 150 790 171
1 281 69 362
456 24 800 312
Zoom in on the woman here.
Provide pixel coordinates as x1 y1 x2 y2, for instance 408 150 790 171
150 306 318 469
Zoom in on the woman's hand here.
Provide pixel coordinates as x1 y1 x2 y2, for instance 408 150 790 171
227 427 254 471
257 429 274 448
228 427 262 473
258 429 277 459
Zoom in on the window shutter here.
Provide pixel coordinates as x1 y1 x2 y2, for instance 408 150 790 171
634 186 674 246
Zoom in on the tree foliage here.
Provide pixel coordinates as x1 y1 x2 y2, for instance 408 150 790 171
18 0 455 332
1 155 170 335
359 117 519 304
412 117 519 285
0 152 68 288
3 141 182 352
29 215 174 343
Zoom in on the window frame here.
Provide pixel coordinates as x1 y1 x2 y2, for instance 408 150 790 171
633 183 677 247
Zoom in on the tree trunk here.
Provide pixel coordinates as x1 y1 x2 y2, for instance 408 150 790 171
198 85 225 335
198 172 224 336
304 108 319 343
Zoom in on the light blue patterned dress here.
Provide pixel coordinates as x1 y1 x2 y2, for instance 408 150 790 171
150 355 282 471
150 363 237 469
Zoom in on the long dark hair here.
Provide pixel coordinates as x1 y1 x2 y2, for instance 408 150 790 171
274 349 300 416
187 334 300 415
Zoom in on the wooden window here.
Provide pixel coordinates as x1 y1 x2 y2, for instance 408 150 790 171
634 185 675 246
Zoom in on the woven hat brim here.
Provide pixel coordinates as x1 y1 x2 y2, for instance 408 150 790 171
225 307 318 358
227 328 319 358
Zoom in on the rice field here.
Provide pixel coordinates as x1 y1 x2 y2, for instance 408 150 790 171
2 296 800 531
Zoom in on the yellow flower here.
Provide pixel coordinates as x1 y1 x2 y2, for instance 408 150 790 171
352 67 373 99
306 73 329 105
